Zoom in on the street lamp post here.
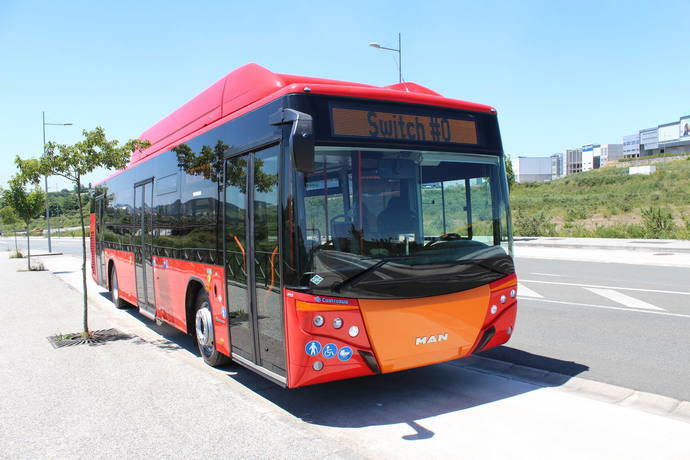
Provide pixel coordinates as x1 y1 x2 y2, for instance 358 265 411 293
369 32 402 83
42 111 72 253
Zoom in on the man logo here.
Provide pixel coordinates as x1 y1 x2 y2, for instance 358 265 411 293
415 333 449 345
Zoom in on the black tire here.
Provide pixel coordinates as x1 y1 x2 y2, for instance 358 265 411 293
194 290 229 367
109 266 128 309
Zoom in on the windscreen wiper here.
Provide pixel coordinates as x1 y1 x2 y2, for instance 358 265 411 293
331 259 389 293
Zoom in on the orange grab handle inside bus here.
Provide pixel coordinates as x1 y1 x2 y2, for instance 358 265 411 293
232 234 246 264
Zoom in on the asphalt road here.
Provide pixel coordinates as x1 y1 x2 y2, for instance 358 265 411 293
0 236 84 255
482 257 690 401
5 236 689 400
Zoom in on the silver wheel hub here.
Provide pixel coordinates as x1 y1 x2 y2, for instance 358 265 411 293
195 305 214 347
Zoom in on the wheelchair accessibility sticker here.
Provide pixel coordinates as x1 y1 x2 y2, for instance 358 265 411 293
321 343 338 359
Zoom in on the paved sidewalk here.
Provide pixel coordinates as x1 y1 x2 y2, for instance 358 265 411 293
0 254 357 459
515 238 690 267
515 237 690 253
2 253 690 459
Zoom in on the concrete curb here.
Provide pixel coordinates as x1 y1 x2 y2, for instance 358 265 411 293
514 241 690 254
455 355 690 424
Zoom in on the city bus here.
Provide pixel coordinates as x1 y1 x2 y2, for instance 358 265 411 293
90 63 517 388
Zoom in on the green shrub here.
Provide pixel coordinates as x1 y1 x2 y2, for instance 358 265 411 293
641 207 676 238
565 207 589 222
513 210 556 236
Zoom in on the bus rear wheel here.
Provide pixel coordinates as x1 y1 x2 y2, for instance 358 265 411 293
110 266 128 309
194 290 229 367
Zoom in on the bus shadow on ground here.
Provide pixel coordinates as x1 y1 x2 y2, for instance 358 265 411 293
96 292 589 439
224 349 589 438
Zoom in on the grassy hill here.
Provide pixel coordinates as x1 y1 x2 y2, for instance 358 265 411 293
510 158 690 239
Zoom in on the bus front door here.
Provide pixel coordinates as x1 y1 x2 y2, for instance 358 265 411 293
223 145 285 381
95 195 106 285
134 180 156 319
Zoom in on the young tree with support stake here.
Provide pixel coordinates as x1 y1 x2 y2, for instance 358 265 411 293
17 127 148 338
2 177 45 270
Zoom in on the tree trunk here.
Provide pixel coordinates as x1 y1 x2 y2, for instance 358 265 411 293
13 228 18 252
25 224 30 270
77 177 89 337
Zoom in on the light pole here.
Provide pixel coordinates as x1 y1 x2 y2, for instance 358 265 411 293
369 32 402 83
43 111 72 253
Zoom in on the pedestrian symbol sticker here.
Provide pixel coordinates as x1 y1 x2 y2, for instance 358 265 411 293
305 340 322 357
337 346 353 361
322 343 338 359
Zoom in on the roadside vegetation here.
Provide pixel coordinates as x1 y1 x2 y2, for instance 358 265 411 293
0 187 91 236
511 157 690 239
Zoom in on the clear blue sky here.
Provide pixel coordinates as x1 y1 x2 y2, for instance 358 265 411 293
1 0 689 190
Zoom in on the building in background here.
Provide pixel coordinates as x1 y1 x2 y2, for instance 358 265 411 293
550 152 563 180
623 133 640 158
639 127 659 154
623 116 690 157
512 156 552 183
599 144 624 165
581 144 598 171
565 148 582 175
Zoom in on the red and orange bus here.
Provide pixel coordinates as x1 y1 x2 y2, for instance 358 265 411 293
90 64 517 387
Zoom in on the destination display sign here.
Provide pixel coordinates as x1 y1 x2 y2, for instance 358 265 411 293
331 107 478 145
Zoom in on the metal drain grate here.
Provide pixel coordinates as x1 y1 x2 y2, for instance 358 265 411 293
47 328 134 349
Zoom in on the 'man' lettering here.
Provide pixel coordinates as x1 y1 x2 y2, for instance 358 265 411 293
415 333 449 345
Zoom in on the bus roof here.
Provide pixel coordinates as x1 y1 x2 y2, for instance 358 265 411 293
99 63 496 184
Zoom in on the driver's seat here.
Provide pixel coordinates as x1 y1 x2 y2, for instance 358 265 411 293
377 197 418 240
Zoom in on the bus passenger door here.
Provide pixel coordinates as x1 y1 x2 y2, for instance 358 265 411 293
95 195 106 285
224 145 285 380
134 180 156 319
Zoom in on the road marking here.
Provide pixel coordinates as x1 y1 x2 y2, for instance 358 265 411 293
517 282 543 298
529 272 561 277
518 297 690 319
585 288 665 311
520 279 690 296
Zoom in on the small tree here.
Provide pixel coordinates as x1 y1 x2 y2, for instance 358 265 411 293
0 205 21 251
17 127 148 337
2 177 45 270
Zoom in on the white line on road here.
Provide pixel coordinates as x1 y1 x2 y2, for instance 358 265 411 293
518 296 690 319
517 282 544 298
529 272 561 277
520 279 690 296
585 288 665 311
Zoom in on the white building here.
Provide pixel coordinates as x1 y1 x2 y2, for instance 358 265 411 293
581 145 598 171
512 156 553 183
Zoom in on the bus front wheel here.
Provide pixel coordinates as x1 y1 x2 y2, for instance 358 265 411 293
194 290 229 367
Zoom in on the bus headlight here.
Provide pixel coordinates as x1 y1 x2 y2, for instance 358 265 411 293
333 317 343 329
313 315 324 327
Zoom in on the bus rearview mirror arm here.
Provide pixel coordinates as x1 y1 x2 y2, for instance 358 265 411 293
270 109 315 173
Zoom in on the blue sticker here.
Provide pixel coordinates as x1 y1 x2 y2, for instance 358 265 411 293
322 343 338 359
337 346 353 361
305 340 322 357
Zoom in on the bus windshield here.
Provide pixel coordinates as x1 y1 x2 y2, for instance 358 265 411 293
294 147 514 299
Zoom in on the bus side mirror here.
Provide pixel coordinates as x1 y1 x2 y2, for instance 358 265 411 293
270 109 315 173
